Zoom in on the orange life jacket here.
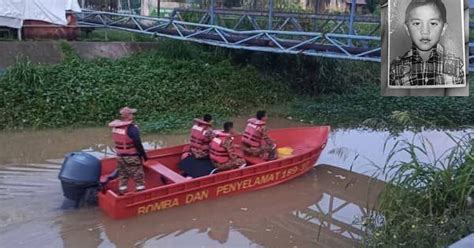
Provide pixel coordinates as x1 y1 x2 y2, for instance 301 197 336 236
210 131 232 164
242 118 266 147
108 120 138 156
189 119 212 156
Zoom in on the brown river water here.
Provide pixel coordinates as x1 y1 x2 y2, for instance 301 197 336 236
0 116 471 248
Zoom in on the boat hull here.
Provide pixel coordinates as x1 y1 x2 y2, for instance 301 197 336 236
98 126 329 219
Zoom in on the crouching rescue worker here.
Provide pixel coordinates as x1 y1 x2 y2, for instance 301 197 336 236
210 121 246 171
182 114 215 160
108 107 148 194
242 110 277 161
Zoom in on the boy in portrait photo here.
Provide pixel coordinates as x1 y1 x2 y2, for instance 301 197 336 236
389 0 465 88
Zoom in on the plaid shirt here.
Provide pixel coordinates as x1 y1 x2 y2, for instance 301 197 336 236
389 44 464 86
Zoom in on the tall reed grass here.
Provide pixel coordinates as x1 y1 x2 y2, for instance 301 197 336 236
360 114 474 247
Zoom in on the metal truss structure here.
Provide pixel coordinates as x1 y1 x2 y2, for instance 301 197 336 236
76 9 380 61
169 8 380 33
75 7 473 71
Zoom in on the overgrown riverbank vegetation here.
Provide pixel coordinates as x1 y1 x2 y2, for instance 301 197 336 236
1 40 473 133
289 83 474 131
363 131 474 247
221 49 473 131
0 39 473 246
0 41 290 132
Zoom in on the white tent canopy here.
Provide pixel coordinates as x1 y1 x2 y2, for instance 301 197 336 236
0 0 81 29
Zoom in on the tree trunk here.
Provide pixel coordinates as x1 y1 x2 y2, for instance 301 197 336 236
314 0 319 13
315 0 332 13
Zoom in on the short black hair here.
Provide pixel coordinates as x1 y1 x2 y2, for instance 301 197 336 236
256 110 266 120
203 114 212 122
405 0 447 24
223 121 233 132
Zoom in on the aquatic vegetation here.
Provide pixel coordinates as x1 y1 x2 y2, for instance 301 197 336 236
328 112 474 246
362 132 474 247
288 82 474 131
2 40 472 133
222 49 473 131
0 40 290 132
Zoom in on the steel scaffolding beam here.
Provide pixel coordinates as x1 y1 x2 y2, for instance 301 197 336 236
77 10 380 61
75 9 473 72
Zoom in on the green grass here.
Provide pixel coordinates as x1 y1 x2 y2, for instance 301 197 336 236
362 132 474 247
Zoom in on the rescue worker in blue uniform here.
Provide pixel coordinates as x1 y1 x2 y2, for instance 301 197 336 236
389 0 464 86
108 107 148 194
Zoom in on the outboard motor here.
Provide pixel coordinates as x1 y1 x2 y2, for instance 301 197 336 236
58 152 101 207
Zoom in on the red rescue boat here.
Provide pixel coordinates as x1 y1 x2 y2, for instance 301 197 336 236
98 126 330 219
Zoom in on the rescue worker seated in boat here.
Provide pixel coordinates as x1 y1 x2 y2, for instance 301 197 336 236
210 121 246 171
242 110 277 161
182 114 215 160
108 107 148 194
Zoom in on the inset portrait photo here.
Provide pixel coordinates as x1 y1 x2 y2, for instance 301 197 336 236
388 0 467 89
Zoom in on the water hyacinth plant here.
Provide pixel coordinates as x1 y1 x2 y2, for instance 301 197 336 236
0 40 291 132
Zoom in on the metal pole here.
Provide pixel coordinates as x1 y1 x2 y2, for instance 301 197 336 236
348 0 357 46
157 0 160 17
268 0 273 30
210 0 215 25
313 0 318 31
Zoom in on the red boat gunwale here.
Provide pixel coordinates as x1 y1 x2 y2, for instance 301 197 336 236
98 126 330 219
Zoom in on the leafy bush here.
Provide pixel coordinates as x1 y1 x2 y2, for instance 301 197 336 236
0 40 291 132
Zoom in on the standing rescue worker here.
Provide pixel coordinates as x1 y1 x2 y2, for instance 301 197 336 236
182 114 215 160
210 122 246 171
108 107 148 194
242 110 277 161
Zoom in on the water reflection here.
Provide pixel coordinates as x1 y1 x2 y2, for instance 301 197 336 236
3 123 469 248
51 165 381 248
0 158 381 248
